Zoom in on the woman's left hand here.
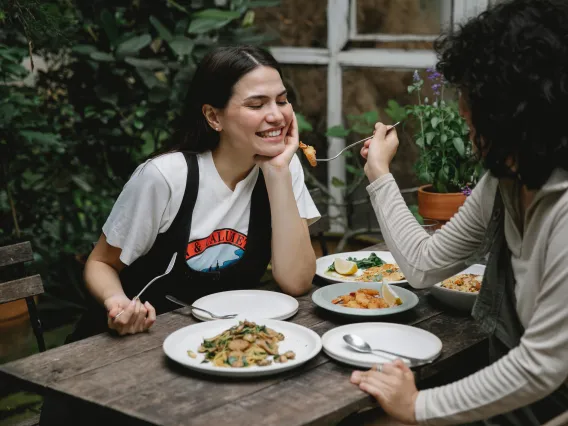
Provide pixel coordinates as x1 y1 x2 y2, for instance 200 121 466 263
255 107 299 172
350 359 419 425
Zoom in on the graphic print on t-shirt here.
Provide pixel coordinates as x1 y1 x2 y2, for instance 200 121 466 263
186 228 247 272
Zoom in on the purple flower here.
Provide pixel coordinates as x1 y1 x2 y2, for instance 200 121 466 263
462 185 472 196
413 70 420 82
431 83 441 96
426 68 442 82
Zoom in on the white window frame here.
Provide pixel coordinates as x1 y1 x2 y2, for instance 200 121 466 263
270 0 489 232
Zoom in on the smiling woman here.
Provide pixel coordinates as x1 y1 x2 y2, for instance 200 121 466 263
69 46 321 342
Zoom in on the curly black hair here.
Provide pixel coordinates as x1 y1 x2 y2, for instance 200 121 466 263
435 0 568 190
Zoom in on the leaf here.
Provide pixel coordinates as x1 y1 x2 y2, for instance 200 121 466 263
19 131 62 147
453 137 465 157
100 9 118 45
384 99 407 123
149 86 171 103
296 113 313 132
124 57 165 69
71 175 92 192
168 36 194 58
415 137 424 148
351 122 373 135
431 117 441 129
346 164 364 176
72 44 98 55
331 177 345 187
188 18 234 34
135 68 160 89
192 9 241 20
247 0 281 6
441 134 447 143
425 132 436 145
362 110 379 125
326 125 350 138
150 16 173 42
90 51 115 62
242 10 255 27
116 34 152 57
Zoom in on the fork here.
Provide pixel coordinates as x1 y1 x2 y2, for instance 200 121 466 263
113 252 177 321
165 295 238 319
315 121 401 162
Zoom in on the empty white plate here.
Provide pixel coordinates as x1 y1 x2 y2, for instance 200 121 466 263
322 323 442 368
316 251 407 284
163 318 322 377
191 290 299 321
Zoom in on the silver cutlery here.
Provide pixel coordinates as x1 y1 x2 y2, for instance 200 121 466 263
316 121 401 162
166 295 238 320
113 252 177 321
343 333 433 366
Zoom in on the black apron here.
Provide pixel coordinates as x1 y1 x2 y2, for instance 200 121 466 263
469 186 568 425
69 152 272 341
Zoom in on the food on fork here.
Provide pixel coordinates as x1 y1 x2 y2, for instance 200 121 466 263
299 142 317 167
195 320 296 368
441 274 482 293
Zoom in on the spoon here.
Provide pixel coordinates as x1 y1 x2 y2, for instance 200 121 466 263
343 333 432 366
113 252 177 321
316 121 401 162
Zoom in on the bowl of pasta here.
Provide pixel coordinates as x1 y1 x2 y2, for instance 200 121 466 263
430 264 485 312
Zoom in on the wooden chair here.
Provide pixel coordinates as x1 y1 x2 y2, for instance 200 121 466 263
0 241 46 352
543 410 568 426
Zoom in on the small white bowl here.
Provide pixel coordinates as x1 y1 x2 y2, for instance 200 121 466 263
429 265 485 312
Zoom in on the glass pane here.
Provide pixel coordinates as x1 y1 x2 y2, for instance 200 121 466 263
253 0 328 47
356 0 450 35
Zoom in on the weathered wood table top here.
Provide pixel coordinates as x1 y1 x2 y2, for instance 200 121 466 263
1 243 489 426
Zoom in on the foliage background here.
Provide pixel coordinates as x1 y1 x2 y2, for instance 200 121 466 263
0 0 281 329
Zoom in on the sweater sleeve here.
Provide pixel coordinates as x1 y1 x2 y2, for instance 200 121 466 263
415 200 568 424
365 172 496 288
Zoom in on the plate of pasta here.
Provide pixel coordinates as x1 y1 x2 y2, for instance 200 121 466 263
316 251 407 285
163 319 322 377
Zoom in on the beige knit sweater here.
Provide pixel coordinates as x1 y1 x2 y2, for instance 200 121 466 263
366 170 568 425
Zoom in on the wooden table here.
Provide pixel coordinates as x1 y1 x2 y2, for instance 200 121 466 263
0 244 489 426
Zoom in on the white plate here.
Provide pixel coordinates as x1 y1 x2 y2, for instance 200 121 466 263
191 290 299 322
322 323 442 368
312 282 419 317
430 264 486 312
163 318 322 377
316 251 407 284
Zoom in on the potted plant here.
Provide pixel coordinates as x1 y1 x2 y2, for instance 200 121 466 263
405 69 483 222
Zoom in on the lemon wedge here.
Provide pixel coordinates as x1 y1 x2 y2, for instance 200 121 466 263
333 258 358 275
382 282 402 307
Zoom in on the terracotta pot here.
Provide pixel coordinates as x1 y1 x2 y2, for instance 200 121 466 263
0 299 30 329
418 184 467 222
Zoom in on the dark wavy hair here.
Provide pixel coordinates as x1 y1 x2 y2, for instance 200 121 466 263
159 45 282 155
435 0 568 190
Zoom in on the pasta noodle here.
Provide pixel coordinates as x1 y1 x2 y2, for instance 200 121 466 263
195 320 296 368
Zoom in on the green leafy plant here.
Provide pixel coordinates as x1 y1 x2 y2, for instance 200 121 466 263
0 0 280 328
406 69 483 193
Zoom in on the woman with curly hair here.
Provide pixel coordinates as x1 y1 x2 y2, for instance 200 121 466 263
353 0 568 424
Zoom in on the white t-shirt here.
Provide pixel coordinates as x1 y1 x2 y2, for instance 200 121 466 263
102 151 320 270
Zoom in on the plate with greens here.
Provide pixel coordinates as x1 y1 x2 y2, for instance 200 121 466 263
315 251 407 284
